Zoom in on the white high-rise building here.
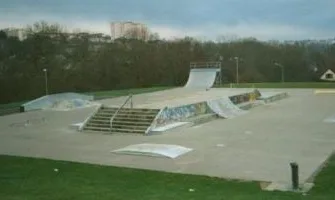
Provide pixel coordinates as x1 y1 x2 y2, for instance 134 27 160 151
110 21 149 40
2 28 27 41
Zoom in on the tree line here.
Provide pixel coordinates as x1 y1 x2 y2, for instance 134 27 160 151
0 21 334 104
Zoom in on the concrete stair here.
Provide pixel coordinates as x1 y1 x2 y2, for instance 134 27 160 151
83 106 117 132
111 108 160 134
83 106 160 135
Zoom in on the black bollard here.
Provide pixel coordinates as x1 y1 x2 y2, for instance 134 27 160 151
290 162 299 190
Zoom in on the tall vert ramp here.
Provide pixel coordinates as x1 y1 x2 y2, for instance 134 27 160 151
184 68 220 88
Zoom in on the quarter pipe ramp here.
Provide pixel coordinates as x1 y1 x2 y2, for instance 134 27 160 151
184 68 220 88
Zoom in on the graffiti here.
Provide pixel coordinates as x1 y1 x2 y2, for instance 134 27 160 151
229 90 260 104
254 89 262 98
249 93 256 102
207 97 247 119
22 93 94 112
195 102 207 114
154 90 264 127
229 93 249 104
155 102 210 126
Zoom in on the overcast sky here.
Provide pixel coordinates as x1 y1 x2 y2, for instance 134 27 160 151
1 0 335 40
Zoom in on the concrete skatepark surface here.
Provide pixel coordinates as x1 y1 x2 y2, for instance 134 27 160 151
98 88 256 108
0 88 334 185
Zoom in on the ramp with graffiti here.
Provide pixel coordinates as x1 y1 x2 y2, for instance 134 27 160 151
207 97 247 119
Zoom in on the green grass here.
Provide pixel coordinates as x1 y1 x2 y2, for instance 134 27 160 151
86 86 173 99
0 154 334 200
0 101 27 109
0 101 25 115
221 82 335 89
0 87 172 109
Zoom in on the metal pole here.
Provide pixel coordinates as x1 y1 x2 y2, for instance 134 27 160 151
219 57 223 86
281 66 285 83
43 69 48 95
130 94 133 108
220 63 222 86
274 62 285 83
236 57 239 85
290 162 299 190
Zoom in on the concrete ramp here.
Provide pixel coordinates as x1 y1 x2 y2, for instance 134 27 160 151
185 68 219 88
21 93 95 112
112 143 193 159
207 97 247 119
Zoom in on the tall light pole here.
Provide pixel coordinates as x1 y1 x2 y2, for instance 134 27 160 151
219 56 223 86
274 62 285 83
232 57 240 84
43 68 48 95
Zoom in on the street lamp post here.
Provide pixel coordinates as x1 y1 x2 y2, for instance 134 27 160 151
43 68 48 95
219 56 224 86
233 57 240 84
274 62 285 83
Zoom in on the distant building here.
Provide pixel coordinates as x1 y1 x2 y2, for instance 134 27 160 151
320 69 335 82
2 28 27 41
110 21 149 40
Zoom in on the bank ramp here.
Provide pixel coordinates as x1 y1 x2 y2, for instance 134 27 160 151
207 97 247 119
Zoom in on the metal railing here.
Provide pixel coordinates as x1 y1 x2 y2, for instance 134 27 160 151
190 61 222 86
190 61 221 69
110 94 133 131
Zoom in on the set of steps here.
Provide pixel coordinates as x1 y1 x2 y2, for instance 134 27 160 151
82 106 117 132
111 108 160 134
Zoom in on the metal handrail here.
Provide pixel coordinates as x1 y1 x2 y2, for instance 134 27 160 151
110 94 133 131
190 61 221 69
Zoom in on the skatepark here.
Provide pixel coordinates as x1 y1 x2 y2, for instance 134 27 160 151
0 62 334 191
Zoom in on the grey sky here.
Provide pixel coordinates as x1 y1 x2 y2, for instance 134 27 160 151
1 0 335 40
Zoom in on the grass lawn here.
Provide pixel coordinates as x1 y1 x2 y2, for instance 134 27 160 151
0 101 27 109
0 87 172 109
0 155 334 200
221 82 335 89
0 101 25 116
